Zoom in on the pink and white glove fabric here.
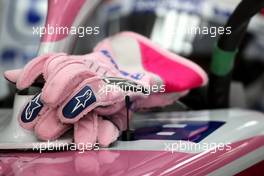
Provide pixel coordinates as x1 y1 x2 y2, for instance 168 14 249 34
94 31 208 108
4 52 152 146
4 31 208 147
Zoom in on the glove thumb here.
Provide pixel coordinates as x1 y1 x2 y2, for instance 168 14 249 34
4 69 22 84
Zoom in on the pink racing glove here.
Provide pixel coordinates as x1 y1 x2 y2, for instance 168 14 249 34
4 52 153 147
94 31 208 109
4 32 208 147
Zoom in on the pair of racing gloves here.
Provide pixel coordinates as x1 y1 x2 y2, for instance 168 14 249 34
4 32 208 147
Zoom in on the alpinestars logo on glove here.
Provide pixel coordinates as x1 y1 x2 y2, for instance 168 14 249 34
63 86 96 119
71 89 93 113
21 94 43 123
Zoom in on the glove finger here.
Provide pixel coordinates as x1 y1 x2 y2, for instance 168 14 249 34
34 109 71 141
16 54 54 89
97 117 119 147
4 69 22 83
58 77 123 123
74 112 98 146
18 93 70 141
42 63 95 107
94 102 124 116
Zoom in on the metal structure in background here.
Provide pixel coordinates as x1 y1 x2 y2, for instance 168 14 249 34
208 0 264 108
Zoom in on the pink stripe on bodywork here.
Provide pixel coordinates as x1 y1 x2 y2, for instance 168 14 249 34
160 136 264 175
1 136 263 175
41 0 85 42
